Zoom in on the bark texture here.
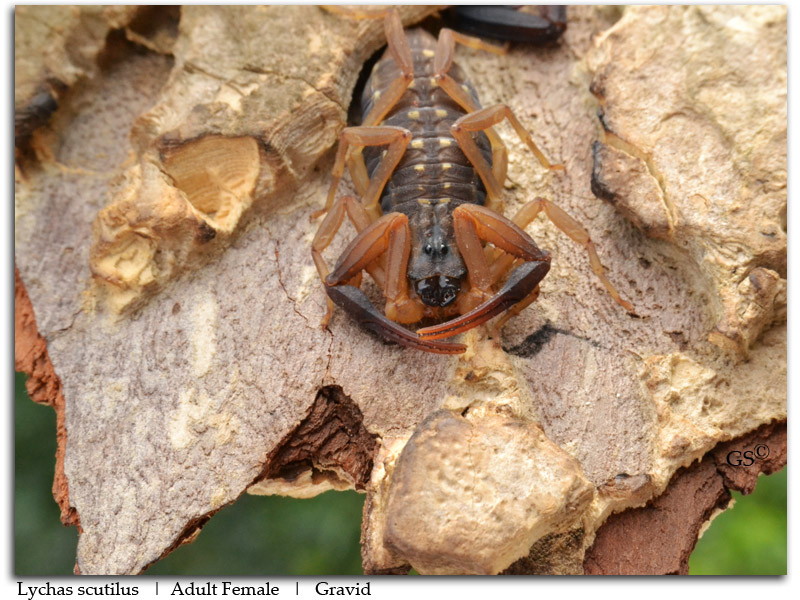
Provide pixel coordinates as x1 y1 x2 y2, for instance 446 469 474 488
15 6 785 575
583 421 786 575
589 6 787 357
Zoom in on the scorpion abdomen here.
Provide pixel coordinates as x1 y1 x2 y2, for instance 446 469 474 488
360 29 493 217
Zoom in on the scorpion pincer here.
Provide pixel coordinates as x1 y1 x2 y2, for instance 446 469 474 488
312 8 633 354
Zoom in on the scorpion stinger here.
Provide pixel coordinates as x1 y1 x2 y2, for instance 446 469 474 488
443 6 567 44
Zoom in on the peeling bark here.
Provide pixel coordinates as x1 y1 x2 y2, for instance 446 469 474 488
583 421 786 575
14 266 80 531
253 386 380 496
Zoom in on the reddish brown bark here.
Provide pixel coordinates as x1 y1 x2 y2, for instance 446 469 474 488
263 385 380 490
583 421 786 575
14 265 81 530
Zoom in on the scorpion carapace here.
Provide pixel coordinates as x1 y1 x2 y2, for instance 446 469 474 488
312 8 633 354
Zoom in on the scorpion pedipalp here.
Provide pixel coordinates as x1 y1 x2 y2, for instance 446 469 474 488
326 284 466 354
416 260 550 341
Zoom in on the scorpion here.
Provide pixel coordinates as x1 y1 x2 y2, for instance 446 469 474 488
312 7 633 354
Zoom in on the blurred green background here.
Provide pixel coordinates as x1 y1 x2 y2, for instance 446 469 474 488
14 371 786 575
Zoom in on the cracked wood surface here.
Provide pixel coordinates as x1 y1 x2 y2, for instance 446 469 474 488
14 6 786 575
588 6 787 357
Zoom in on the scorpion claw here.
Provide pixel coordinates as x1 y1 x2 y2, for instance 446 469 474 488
417 260 550 340
326 284 466 354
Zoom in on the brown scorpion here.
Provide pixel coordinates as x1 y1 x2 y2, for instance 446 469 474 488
312 8 633 354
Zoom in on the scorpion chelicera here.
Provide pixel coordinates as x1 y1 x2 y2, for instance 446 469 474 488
312 7 633 354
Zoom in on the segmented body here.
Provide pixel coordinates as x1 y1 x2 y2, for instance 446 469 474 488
359 29 494 310
362 30 492 213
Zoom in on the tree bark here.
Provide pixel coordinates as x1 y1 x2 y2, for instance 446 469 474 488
15 6 785 575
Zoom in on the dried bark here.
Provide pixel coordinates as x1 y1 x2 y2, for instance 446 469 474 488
589 6 787 357
380 410 594 575
14 5 139 146
251 386 380 497
583 421 786 575
14 266 79 530
15 6 785 575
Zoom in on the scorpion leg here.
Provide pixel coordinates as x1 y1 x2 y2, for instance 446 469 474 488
486 196 549 284
450 103 564 205
339 9 417 199
533 197 635 313
443 6 567 44
435 25 509 59
361 9 415 126
446 103 564 270
326 213 465 353
418 204 551 339
433 29 509 208
313 125 411 220
320 9 413 127
488 197 635 314
313 125 417 329
312 194 387 326
346 148 370 198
